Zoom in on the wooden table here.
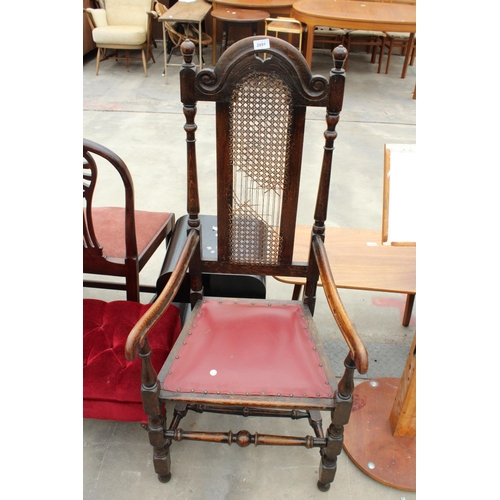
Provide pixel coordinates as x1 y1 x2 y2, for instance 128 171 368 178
211 0 293 16
343 334 416 491
158 0 212 82
210 0 294 64
274 226 416 326
292 0 416 78
211 7 271 59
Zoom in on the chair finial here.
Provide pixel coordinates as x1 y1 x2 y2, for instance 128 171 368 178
332 45 348 70
181 39 196 63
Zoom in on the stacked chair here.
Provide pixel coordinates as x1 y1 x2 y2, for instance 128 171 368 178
83 139 181 422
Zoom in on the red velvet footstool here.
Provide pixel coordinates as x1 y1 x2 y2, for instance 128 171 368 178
83 299 182 422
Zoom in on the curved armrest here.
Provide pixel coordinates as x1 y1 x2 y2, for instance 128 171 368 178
84 8 108 29
312 235 369 374
84 9 96 30
125 229 199 361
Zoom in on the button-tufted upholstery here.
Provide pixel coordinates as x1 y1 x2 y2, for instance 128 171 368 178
83 298 182 422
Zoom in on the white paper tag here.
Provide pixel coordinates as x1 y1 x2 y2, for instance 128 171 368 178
254 39 270 50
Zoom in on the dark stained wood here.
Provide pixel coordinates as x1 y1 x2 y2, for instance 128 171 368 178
125 38 368 492
125 229 199 356
166 428 326 448
83 139 175 301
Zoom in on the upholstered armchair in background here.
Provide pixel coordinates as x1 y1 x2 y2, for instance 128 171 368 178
84 0 156 76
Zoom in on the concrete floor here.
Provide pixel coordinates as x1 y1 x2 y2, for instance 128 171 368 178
83 40 416 500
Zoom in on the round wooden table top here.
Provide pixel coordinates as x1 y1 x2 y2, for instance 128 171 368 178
211 7 271 22
211 0 292 10
343 378 416 491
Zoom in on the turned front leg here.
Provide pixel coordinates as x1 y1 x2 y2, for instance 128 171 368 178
317 422 344 491
148 411 172 483
317 354 355 492
140 339 171 483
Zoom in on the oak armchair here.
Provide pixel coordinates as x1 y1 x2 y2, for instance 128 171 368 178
125 37 368 492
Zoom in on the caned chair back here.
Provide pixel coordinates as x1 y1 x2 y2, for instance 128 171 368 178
180 36 346 286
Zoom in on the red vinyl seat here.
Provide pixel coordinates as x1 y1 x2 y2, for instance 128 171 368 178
163 299 332 398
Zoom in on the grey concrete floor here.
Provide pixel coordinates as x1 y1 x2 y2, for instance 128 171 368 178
83 40 416 500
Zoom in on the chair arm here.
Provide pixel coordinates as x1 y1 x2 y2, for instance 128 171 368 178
312 235 369 374
84 9 97 30
84 8 109 29
125 229 199 361
146 11 156 46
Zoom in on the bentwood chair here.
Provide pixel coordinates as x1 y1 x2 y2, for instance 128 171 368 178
83 138 175 302
84 0 156 76
125 37 368 492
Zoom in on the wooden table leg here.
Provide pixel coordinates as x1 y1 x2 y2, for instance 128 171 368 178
402 293 415 327
197 21 203 69
401 32 415 79
212 17 217 65
162 22 168 83
304 23 314 67
220 21 229 55
218 21 260 58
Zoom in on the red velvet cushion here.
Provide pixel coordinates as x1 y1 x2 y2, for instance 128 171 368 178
84 299 182 422
162 299 332 399
92 207 173 259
